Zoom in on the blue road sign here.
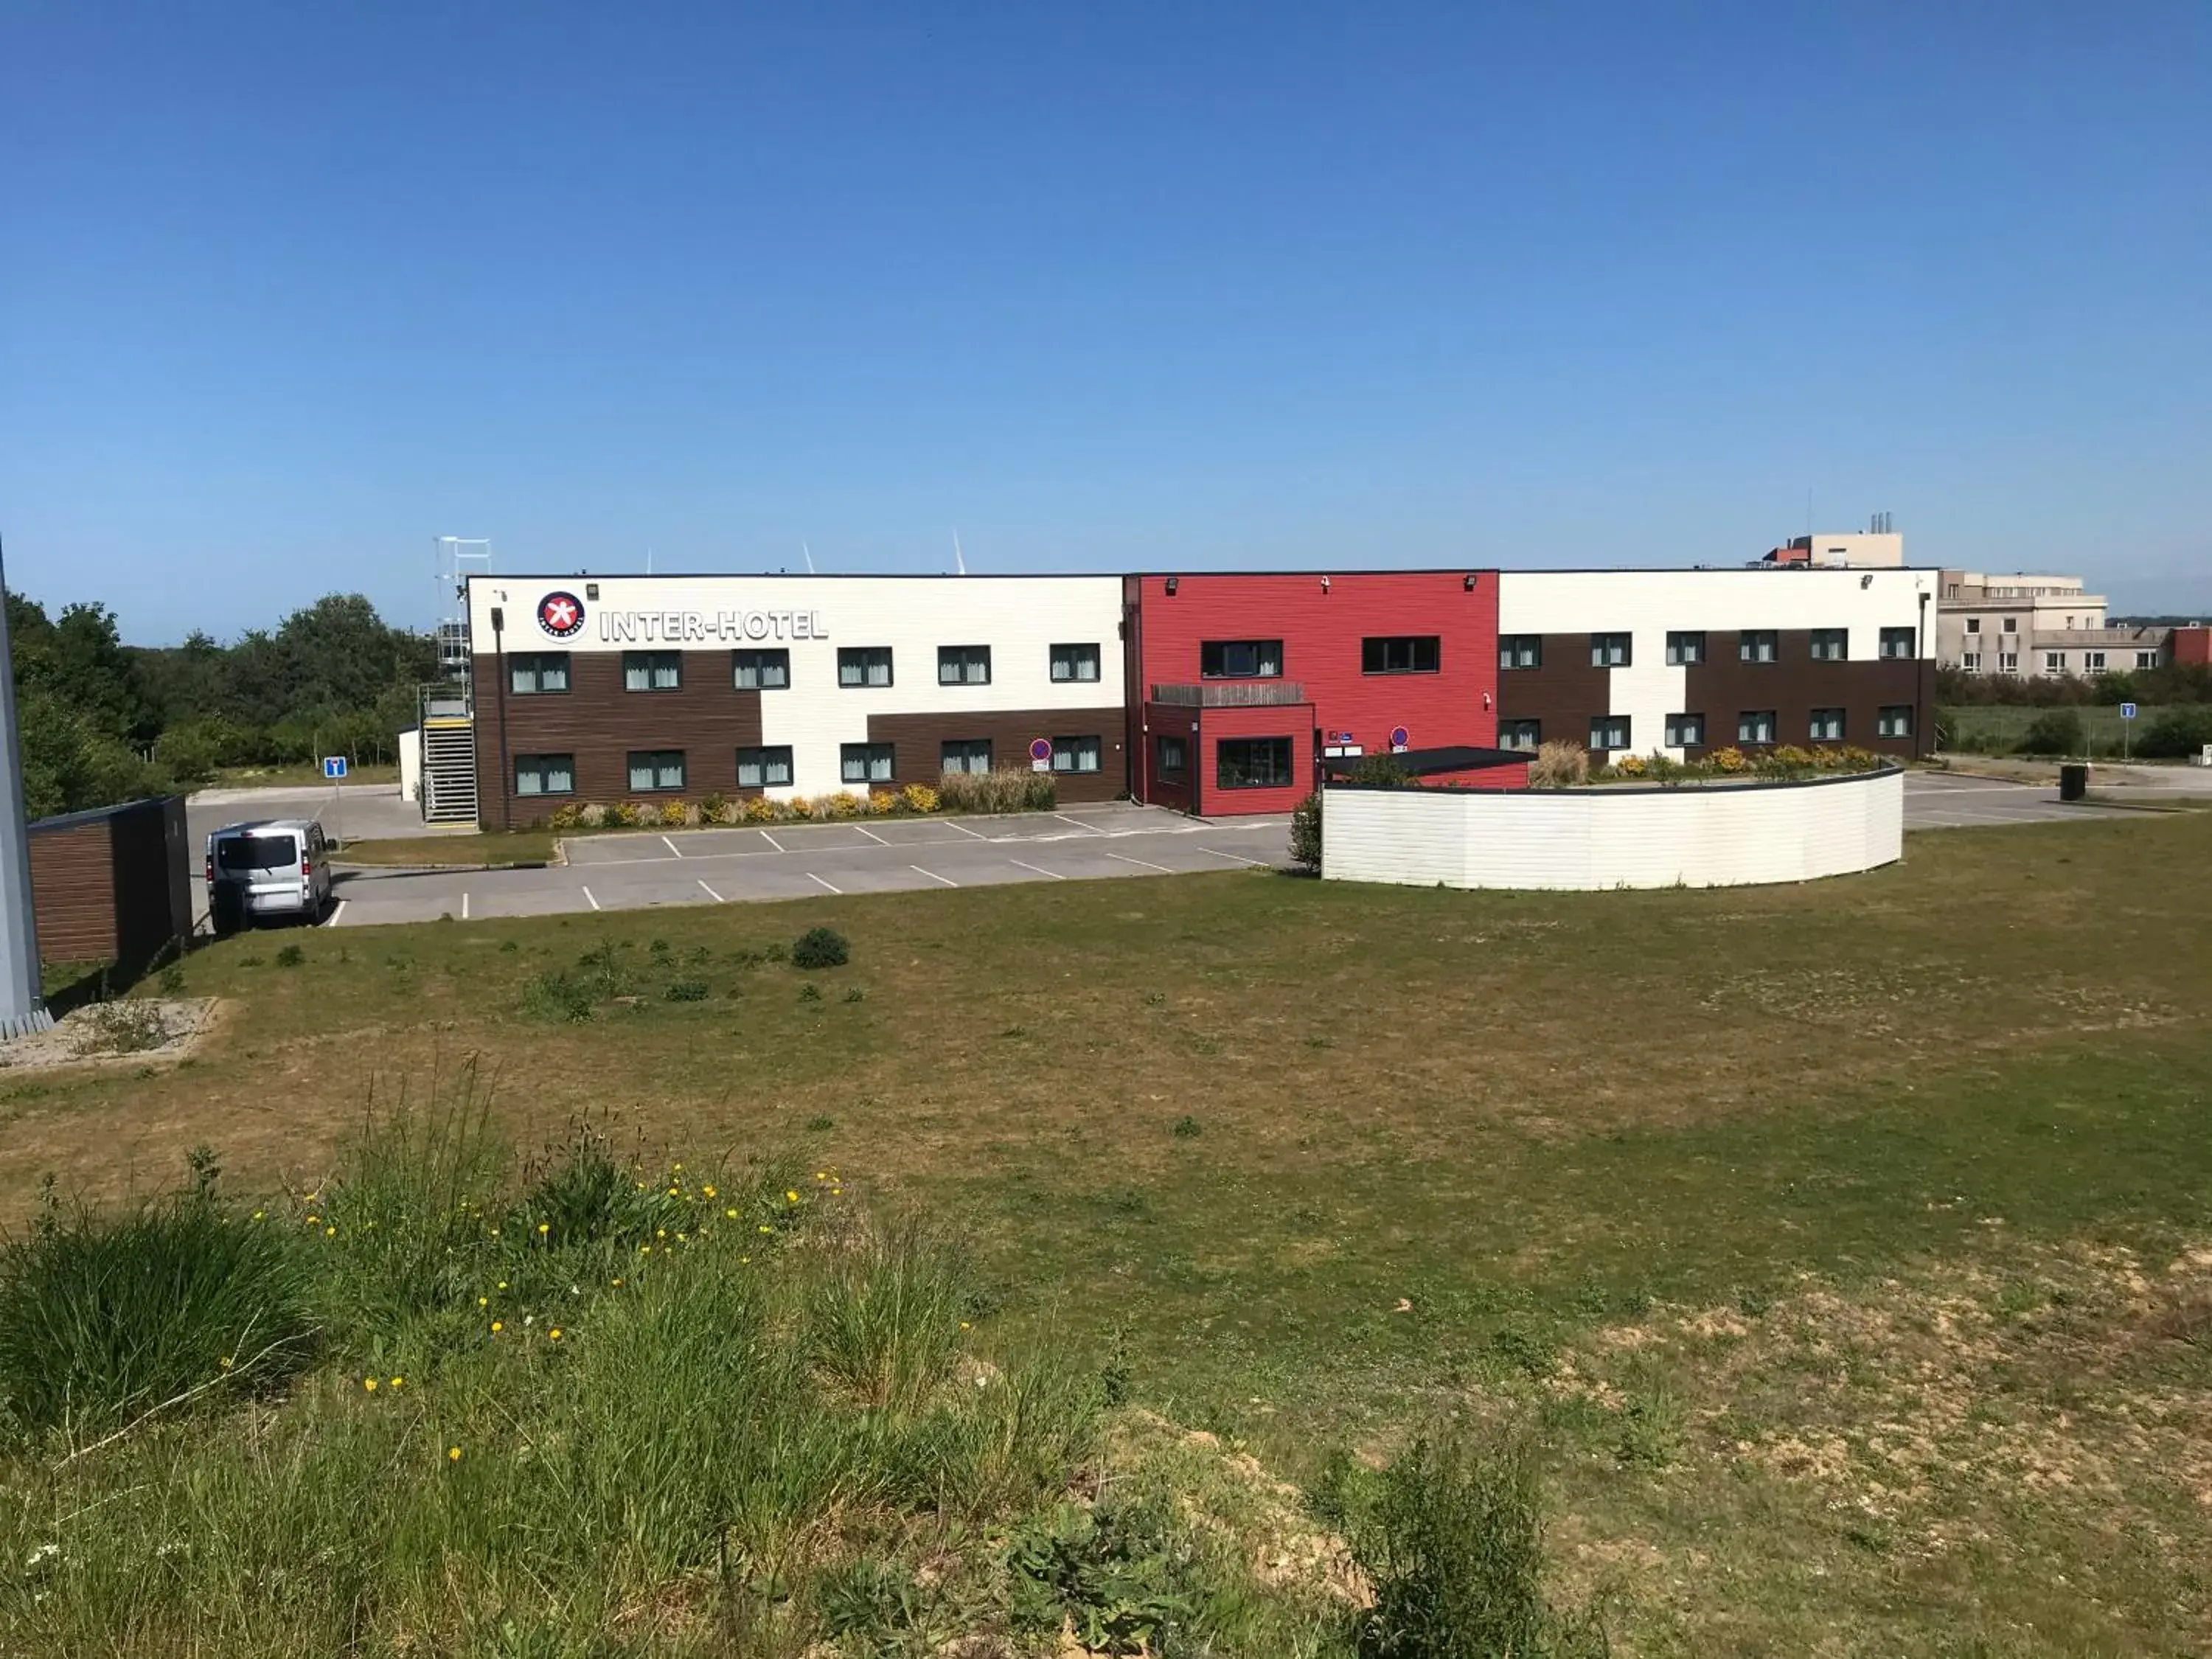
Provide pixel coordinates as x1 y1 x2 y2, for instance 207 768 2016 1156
322 756 348 780
2120 702 2138 721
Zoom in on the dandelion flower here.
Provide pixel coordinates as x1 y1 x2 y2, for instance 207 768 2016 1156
672 1163 684 1172
324 1225 337 1237
758 1224 773 1234
549 1328 563 1341
740 1255 750 1265
702 1184 717 1198
536 1222 549 1236
305 1215 319 1225
490 1321 504 1334
448 1446 462 1462
959 1321 972 1331
219 1355 234 1370
656 1228 667 1239
611 1277 624 1287
489 1226 501 1237
363 1377 378 1393
497 1281 508 1290
250 1209 264 1221
726 1208 738 1220
478 1296 488 1307
787 1190 801 1203
639 1245 652 1255
389 1377 404 1389
667 1186 680 1197
813 1172 825 1180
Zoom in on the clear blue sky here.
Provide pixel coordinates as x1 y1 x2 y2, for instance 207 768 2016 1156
4 1 2206 641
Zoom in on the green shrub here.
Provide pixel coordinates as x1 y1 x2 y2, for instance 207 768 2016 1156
1009 1493 1197 1655
274 943 305 968
1290 793 1322 869
2138 706 2212 759
0 1169 316 1439
662 978 710 1003
1171 1115 1202 1139
792 926 851 970
519 970 594 1023
2018 708 2085 756
1346 754 1413 787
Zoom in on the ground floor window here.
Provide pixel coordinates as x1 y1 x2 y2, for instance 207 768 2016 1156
1877 705 1914 739
515 753 574 796
1737 711 1776 745
1589 715 1630 751
736 745 793 789
1156 734 1187 780
1217 736 1294 789
1665 712 1704 748
1809 708 1845 742
1051 735 1102 775
940 738 992 774
1497 719 1540 751
841 742 894 785
627 750 686 791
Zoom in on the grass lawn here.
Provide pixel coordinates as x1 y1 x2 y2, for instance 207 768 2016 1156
1942 702 2182 757
335 828 561 866
7 813 2211 1653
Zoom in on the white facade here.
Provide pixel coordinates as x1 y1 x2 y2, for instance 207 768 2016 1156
467 574 1125 798
1498 568 1938 760
1324 767 1905 891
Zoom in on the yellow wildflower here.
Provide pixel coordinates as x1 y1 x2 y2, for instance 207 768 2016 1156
758 1224 773 1234
787 1190 801 1202
363 1377 378 1393
548 1328 563 1341
667 1186 680 1197
324 1226 336 1237
490 1321 504 1334
389 1377 404 1389
219 1355 234 1370
726 1208 738 1220
497 1281 508 1290
448 1445 462 1462
536 1222 549 1236
478 1296 488 1307
702 1184 717 1198
611 1277 623 1287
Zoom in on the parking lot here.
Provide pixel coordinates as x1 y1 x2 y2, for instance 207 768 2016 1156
1901 771 2137 828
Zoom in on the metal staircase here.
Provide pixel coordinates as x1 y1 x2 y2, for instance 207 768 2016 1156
417 684 479 826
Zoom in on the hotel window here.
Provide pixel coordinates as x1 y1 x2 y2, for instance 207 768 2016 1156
1156 735 1188 780
627 750 686 791
623 651 681 692
1998 652 2018 674
1665 631 1705 667
1966 617 1982 635
2045 652 2065 673
841 742 895 785
735 745 793 789
1739 630 1778 664
2002 616 2018 633
838 647 894 688
1665 712 1705 748
1961 651 1982 672
1809 708 1845 742
938 644 992 686
1589 714 1630 751
1737 710 1777 745
1879 627 1916 660
1200 639 1283 679
1877 706 1914 739
1362 636 1441 675
1051 735 1103 775
732 649 790 690
1050 642 1101 683
509 653 569 695
1498 635 1543 670
1217 737 1295 789
2136 650 2159 669
1590 633 1632 668
514 753 574 796
1809 628 1847 661
2084 651 2107 672
1498 719 1540 751
939 739 993 775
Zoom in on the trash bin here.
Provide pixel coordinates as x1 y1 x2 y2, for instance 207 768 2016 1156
2059 763 2087 803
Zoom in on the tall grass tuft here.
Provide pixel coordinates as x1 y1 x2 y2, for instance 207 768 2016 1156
933 765 1057 815
0 1164 315 1441
807 1214 970 1415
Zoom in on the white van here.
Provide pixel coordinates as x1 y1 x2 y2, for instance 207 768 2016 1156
206 819 333 933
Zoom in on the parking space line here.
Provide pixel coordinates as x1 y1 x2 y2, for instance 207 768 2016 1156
582 886 601 911
942 820 989 839
854 825 889 845
806 872 842 895
1054 812 1107 835
1105 852 1175 874
662 835 684 858
461 891 470 919
1007 859 1065 880
697 878 725 902
323 900 347 928
911 865 958 887
1194 845 1269 866
759 830 785 852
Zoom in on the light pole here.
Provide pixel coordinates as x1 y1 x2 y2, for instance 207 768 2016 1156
0 537 52 1036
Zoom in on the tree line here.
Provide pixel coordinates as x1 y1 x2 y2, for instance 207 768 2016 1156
8 591 436 820
1936 661 2212 709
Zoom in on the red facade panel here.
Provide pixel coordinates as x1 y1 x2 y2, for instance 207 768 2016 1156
2174 627 2211 668
1129 572 1503 813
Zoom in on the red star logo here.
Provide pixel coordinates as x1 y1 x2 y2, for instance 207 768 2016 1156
537 592 584 636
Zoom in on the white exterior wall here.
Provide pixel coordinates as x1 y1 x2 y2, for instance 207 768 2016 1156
397 728 421 803
1498 568 1938 759
467 574 1124 797
1323 768 1904 891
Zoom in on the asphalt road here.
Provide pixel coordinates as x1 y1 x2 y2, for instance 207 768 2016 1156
184 773 2144 933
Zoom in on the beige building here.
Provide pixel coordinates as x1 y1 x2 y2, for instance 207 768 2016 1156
1935 570 2166 678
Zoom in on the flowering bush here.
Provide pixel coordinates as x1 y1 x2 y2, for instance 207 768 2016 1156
600 801 636 828
825 792 869 820
549 801 588 830
657 801 690 829
900 783 939 814
743 795 781 824
1613 753 1648 778
1708 747 1750 774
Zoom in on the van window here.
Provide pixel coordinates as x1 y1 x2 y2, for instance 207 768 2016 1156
217 835 299 872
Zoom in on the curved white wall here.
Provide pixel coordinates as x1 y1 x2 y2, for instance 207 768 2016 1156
1322 766 1904 891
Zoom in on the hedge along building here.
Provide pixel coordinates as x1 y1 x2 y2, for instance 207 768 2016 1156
1495 567 1940 764
465 574 1128 827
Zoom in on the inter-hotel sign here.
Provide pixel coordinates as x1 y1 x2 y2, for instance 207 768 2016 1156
599 609 830 643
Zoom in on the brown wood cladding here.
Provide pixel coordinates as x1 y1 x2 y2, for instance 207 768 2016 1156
28 823 116 963
864 706 1128 802
27 797 191 968
1498 632 1932 759
474 650 762 826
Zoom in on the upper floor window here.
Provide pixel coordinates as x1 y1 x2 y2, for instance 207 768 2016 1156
623 651 681 692
938 645 992 686
732 649 790 690
1200 639 1282 679
838 647 894 688
1665 631 1704 667
1966 617 1982 635
1809 628 1847 661
1879 627 1916 660
2002 616 2019 633
1498 635 1543 670
509 653 570 695
1590 633 1632 668
1050 642 1102 683
1362 636 1440 675
1739 630 1778 664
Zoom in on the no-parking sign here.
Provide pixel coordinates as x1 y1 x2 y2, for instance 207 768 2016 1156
1389 726 1409 754
1029 737 1052 773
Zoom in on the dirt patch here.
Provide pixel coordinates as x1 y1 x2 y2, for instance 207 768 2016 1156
0 999 220 1072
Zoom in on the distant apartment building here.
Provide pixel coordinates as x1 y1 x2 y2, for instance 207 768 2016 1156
1760 530 1905 568
1935 570 2168 679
